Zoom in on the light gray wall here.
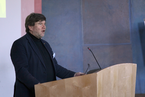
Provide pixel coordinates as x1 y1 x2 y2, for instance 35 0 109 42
0 0 21 97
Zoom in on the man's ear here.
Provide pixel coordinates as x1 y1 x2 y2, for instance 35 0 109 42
28 26 33 31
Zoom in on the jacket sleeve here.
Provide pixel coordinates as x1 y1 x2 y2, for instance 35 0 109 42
10 40 39 92
53 58 75 78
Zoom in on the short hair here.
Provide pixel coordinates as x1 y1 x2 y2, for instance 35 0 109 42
25 13 46 33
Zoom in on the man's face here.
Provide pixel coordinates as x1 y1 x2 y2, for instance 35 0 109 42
28 20 46 39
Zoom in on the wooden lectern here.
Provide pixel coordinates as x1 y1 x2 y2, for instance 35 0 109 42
35 63 136 97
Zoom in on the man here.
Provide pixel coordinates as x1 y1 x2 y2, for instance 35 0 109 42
10 13 83 97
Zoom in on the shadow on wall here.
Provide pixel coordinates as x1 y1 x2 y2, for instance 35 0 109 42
138 22 145 66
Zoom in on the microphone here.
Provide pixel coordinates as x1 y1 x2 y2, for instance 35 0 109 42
87 47 102 74
84 64 90 74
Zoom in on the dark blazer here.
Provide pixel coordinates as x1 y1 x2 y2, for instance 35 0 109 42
10 33 75 97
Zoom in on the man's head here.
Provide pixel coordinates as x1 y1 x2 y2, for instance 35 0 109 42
25 13 46 39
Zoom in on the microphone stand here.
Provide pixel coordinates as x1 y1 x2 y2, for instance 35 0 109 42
86 47 102 74
88 47 102 70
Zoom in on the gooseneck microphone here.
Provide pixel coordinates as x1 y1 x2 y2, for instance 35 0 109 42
88 47 102 70
84 64 90 74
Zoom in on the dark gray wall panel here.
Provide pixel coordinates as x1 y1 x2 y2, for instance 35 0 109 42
82 0 130 44
83 45 133 71
42 0 83 72
131 0 145 93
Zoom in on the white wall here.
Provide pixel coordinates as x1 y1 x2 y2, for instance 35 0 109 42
0 0 21 96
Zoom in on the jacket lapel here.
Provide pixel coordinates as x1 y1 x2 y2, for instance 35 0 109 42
25 33 46 69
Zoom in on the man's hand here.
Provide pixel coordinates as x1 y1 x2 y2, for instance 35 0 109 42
74 72 85 77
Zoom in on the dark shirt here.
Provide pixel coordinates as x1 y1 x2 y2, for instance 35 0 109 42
28 32 56 82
